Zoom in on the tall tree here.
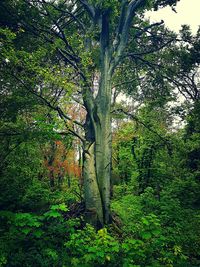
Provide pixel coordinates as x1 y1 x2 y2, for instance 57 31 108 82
1 0 179 226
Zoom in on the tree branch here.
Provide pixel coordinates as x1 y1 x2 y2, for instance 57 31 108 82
41 0 86 31
112 76 144 89
112 0 146 70
79 0 95 19
134 20 164 38
126 39 175 58
10 72 85 131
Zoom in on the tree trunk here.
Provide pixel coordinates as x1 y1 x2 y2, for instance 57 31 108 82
83 108 112 226
83 59 112 226
83 10 113 227
95 68 112 225
95 112 112 224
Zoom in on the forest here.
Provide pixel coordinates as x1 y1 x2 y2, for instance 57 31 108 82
0 0 200 266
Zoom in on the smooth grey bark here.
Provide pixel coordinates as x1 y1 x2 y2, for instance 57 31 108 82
81 0 146 226
83 70 112 226
82 9 113 226
95 61 112 224
83 141 104 226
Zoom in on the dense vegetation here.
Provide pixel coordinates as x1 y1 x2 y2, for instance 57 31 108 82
0 0 200 266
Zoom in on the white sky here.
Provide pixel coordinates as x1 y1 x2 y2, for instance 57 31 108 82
146 0 200 34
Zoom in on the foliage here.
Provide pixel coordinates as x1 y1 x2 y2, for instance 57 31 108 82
0 204 74 267
0 0 200 266
65 225 120 266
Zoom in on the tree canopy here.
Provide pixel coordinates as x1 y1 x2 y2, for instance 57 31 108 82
0 0 200 266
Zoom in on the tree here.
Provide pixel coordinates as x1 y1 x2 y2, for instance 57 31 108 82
1 0 180 226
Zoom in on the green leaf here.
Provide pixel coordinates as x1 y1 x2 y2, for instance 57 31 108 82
21 227 31 235
33 229 44 238
50 203 68 212
141 217 149 225
44 210 62 218
152 229 161 236
141 232 152 239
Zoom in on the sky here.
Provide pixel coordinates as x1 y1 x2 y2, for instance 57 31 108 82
145 0 200 34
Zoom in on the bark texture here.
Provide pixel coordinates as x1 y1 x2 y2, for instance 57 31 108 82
81 1 145 226
83 73 112 226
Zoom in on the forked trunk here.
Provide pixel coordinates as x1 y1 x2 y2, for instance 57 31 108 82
83 70 112 226
83 10 113 226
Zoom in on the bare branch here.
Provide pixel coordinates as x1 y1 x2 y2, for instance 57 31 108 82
41 0 86 31
134 20 164 38
126 39 175 58
57 48 87 83
112 76 144 89
10 72 85 132
112 0 146 69
79 0 95 18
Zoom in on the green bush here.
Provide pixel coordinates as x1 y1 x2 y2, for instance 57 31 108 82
0 204 73 267
65 225 120 266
